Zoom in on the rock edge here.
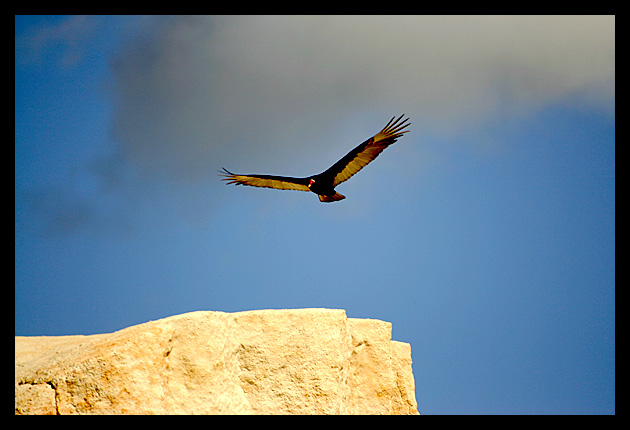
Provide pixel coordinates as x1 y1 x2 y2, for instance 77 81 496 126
15 308 419 415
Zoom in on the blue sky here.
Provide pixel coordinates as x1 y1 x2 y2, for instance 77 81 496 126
15 16 614 414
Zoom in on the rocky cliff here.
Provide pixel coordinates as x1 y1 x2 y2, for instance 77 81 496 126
15 308 419 415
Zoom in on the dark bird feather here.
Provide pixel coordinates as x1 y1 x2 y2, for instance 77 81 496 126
220 115 410 202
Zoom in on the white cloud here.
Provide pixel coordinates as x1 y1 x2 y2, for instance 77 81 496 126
107 15 614 183
21 15 614 236
15 15 98 69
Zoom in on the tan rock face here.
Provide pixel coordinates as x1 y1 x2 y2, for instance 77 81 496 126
15 309 419 415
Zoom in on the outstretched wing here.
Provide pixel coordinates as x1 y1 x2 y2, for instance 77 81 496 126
220 168 310 192
324 115 410 187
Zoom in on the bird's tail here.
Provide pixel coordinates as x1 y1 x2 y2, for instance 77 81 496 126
319 193 346 203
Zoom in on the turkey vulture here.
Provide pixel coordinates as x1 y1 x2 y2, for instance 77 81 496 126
220 114 410 202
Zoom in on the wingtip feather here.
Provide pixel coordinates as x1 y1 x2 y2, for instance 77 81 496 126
376 114 410 142
219 167 240 185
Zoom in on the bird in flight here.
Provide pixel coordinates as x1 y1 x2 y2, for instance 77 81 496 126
220 114 410 202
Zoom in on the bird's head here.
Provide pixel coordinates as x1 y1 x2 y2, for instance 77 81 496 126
308 179 315 188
